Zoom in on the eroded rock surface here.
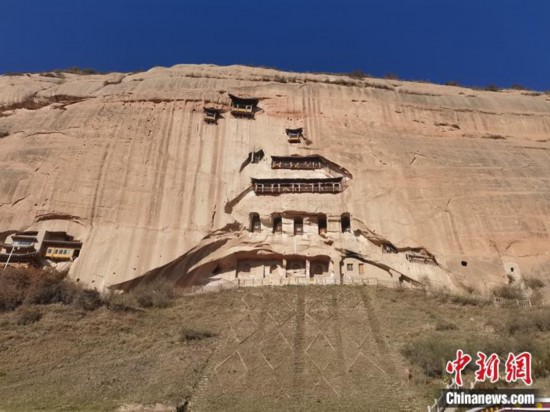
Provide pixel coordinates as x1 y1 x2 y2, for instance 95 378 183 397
0 65 548 293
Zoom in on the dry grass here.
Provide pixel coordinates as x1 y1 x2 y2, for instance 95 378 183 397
492 284 525 300
125 282 176 308
0 285 548 410
15 306 42 325
179 327 217 342
0 267 103 312
525 278 545 290
484 84 501 92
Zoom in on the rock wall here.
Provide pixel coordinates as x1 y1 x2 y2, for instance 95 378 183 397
0 64 549 292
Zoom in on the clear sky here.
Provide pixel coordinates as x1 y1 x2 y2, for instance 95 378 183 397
1 0 549 90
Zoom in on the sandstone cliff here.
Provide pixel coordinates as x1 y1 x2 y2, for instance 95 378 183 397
0 65 548 293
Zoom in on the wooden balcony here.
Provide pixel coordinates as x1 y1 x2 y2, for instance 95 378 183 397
203 108 219 124
230 104 254 117
286 128 303 143
271 156 323 170
252 178 344 195
229 94 258 118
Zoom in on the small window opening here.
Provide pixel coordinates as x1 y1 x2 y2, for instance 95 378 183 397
382 244 398 254
318 214 327 235
461 260 468 267
312 264 324 276
347 263 353 271
204 108 219 123
294 217 304 235
341 213 351 233
250 149 264 164
510 267 514 273
272 214 282 233
250 213 261 233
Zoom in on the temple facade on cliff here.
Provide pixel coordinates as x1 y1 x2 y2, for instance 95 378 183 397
1 65 542 294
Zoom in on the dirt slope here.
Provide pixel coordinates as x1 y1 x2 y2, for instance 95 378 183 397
1 286 548 411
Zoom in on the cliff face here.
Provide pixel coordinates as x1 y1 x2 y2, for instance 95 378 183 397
0 64 549 292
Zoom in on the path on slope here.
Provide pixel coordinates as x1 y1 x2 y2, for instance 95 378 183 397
188 286 419 411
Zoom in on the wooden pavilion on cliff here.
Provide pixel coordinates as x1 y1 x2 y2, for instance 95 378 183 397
0 231 40 266
229 94 258 118
286 128 303 143
203 107 221 124
41 231 82 261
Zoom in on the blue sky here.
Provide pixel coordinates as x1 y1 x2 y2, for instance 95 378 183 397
1 0 549 90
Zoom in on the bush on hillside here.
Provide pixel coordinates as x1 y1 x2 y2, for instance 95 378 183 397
180 327 217 342
484 84 500 92
403 331 550 380
524 278 545 290
0 267 101 312
510 84 528 90
489 308 550 336
130 282 175 308
444 80 461 87
16 306 42 325
492 284 525 300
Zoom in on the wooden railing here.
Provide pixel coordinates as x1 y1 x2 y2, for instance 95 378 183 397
253 181 343 194
271 160 322 170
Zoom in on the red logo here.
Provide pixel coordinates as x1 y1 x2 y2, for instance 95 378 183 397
446 351 533 386
475 352 500 383
505 352 532 386
446 349 472 386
